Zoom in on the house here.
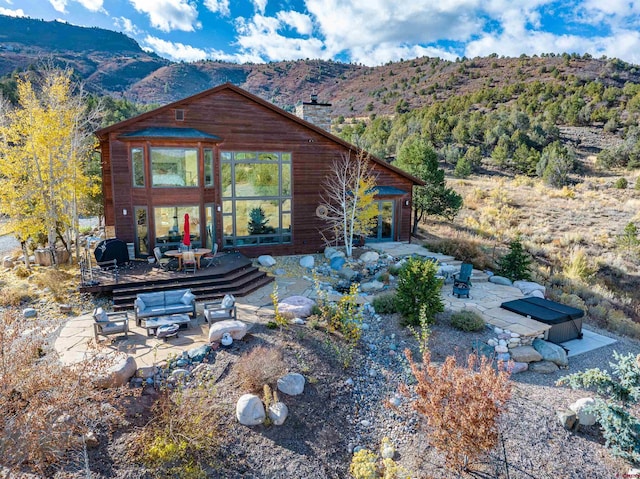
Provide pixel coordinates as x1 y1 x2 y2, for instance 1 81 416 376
95 83 422 258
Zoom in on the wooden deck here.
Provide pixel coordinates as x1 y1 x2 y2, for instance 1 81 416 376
80 251 273 311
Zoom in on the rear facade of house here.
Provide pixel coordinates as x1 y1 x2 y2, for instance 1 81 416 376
95 83 419 258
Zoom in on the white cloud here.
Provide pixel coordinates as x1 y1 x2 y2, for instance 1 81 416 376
143 35 207 61
49 0 67 13
76 0 105 12
276 10 313 35
204 0 230 17
252 0 267 15
0 7 25 17
114 16 141 35
129 0 201 32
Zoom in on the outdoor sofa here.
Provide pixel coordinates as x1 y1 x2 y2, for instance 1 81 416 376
134 288 196 326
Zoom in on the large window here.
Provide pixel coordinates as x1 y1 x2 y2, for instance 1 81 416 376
151 148 198 187
221 151 292 246
154 206 201 249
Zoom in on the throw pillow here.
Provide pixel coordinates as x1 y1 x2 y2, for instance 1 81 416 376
221 294 235 308
94 307 108 322
136 298 146 310
181 292 196 305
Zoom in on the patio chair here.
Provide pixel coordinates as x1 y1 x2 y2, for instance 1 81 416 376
182 250 197 274
452 263 473 298
203 294 237 323
153 247 177 271
202 243 219 267
93 307 129 341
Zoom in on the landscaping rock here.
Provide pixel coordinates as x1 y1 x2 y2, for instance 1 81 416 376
527 289 545 299
330 256 346 270
495 345 509 354
324 246 339 259
258 255 276 267
59 304 73 313
513 280 545 296
3 256 14 269
136 366 157 379
557 409 579 431
22 308 37 318
236 394 266 426
360 251 379 263
529 360 559 374
268 402 289 425
360 280 384 293
277 372 305 396
208 320 248 342
187 344 210 362
532 339 569 367
489 275 513 286
509 346 543 363
94 355 137 389
299 255 315 268
273 268 286 276
569 397 597 426
84 430 99 448
278 296 316 318
497 352 511 362
507 361 529 374
338 267 358 280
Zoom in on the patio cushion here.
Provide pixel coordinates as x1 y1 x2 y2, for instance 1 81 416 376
181 291 196 305
134 298 146 310
147 306 169 316
221 294 235 308
94 307 108 322
164 289 187 305
143 293 165 307
164 304 190 314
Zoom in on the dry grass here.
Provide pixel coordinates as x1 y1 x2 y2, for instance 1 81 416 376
233 345 287 393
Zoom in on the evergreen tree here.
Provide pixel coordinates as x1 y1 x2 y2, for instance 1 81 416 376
248 207 275 235
496 237 532 281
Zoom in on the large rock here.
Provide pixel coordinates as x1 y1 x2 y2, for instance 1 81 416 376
208 320 248 342
3 256 14 269
330 256 346 271
277 372 305 396
509 346 543 363
236 394 266 426
513 281 545 296
299 255 315 269
268 402 289 425
94 355 137 389
278 296 316 318
529 360 559 374
557 409 579 431
22 308 37 319
187 344 211 362
360 280 384 293
532 339 568 367
506 362 529 374
324 246 344 259
360 251 379 263
527 289 545 299
569 397 597 426
258 255 276 267
489 275 513 286
338 267 358 280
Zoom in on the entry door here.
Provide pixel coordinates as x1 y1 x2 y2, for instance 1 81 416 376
368 200 394 242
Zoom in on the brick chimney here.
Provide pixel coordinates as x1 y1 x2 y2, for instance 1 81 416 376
295 93 332 131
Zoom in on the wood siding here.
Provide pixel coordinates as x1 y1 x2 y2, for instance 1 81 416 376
100 86 416 256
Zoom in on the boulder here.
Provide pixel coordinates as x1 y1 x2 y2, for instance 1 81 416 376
22 308 37 319
557 409 579 431
489 275 513 286
527 289 545 299
236 394 266 426
268 402 289 425
513 280 545 296
2 256 14 269
258 255 276 267
472 340 495 359
360 251 379 263
532 339 568 367
338 267 358 280
495 345 509 354
569 397 597 426
94 355 137 389
208 320 248 342
360 280 384 293
136 366 157 379
529 360 559 374
506 362 529 374
330 256 346 271
277 372 305 396
324 246 340 259
278 296 316 318
299 255 315 268
509 346 543 363
187 344 211 362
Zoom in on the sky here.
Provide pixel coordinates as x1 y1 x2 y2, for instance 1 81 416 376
3 0 640 66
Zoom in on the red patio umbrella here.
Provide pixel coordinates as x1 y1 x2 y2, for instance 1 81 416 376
183 213 191 248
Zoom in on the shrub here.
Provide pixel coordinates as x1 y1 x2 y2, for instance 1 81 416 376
372 293 398 314
349 438 411 479
387 264 402 276
495 236 532 281
376 271 390 283
234 346 286 393
563 248 595 281
395 257 443 326
558 351 640 463
614 177 628 189
636 176 640 190
450 310 485 332
608 309 640 339
404 351 512 472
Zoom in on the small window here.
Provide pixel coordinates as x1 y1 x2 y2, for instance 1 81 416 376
132 147 145 187
175 109 185 121
204 148 214 187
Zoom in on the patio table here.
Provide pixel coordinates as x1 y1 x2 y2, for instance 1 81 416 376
145 313 191 336
164 248 212 270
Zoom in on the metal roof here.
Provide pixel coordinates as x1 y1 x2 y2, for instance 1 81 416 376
119 127 222 141
370 186 408 196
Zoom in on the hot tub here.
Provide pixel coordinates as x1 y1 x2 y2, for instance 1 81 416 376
500 297 584 343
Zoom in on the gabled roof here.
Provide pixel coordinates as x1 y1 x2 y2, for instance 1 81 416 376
119 127 222 141
95 83 424 186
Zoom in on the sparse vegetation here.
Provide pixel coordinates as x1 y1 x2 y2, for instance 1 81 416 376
371 292 398 314
234 345 286 393
395 257 443 326
450 310 486 332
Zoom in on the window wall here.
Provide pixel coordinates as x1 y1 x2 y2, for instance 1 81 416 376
221 151 292 246
151 148 198 187
154 206 201 249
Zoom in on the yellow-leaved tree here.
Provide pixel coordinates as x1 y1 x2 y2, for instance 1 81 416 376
319 151 378 258
0 66 101 266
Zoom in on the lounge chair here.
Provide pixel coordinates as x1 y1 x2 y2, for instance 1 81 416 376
453 263 473 298
93 308 129 341
203 294 237 323
202 243 219 267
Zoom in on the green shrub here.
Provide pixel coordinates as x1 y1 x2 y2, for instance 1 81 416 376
376 272 390 283
635 176 640 190
396 257 443 326
371 293 397 314
614 177 628 189
387 264 401 276
450 310 486 332
496 236 532 281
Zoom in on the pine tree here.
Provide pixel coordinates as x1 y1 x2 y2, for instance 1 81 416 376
496 236 532 281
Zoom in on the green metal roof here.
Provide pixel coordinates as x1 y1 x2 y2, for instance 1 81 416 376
119 127 222 141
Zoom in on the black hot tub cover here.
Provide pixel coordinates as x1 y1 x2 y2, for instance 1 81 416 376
500 297 584 324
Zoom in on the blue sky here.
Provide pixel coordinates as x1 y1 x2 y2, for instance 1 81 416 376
3 0 640 66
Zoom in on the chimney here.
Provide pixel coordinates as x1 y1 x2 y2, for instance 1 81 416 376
295 93 332 131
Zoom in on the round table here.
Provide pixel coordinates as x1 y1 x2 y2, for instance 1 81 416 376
164 248 212 270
